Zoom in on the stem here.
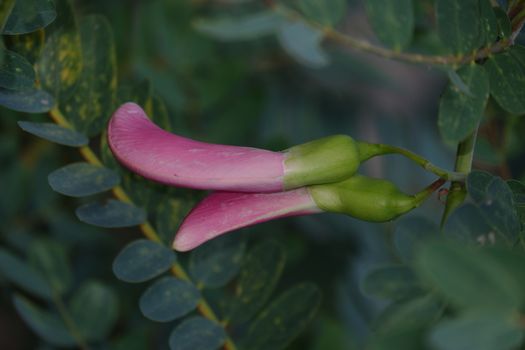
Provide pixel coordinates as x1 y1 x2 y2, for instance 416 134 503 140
53 293 90 350
270 5 512 66
440 128 479 226
48 108 238 350
414 178 447 206
357 141 465 181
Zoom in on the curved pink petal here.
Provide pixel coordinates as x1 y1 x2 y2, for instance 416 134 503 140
108 102 285 192
172 187 321 251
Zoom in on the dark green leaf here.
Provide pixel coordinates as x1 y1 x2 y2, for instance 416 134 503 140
62 15 117 136
467 170 494 202
494 7 511 38
0 87 54 112
394 216 439 263
155 197 188 245
227 241 286 324
240 283 321 350
189 235 245 288
169 316 226 350
112 239 176 283
438 64 489 143
365 0 414 50
361 265 423 300
430 311 523 350
70 281 119 342
18 121 88 147
0 0 15 32
0 248 53 300
435 0 480 54
13 294 75 347
194 12 281 41
139 277 200 322
0 48 35 90
76 199 146 228
485 46 525 115
48 162 120 197
28 239 71 296
277 20 329 68
5 30 46 64
3 0 56 34
415 240 522 310
298 0 347 27
477 0 498 47
443 204 492 243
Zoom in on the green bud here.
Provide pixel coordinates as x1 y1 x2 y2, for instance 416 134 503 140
283 135 360 190
308 175 443 222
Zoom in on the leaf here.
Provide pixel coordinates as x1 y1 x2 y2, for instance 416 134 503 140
394 216 439 263
443 204 493 243
0 87 54 112
365 0 414 50
193 11 282 41
70 281 119 342
435 0 480 54
4 29 45 64
17 121 88 147
3 0 56 34
477 0 498 47
277 20 329 68
438 64 489 143
466 170 494 202
189 235 245 288
112 239 176 283
0 248 53 300
415 240 522 310
168 316 226 350
227 241 286 324
0 0 15 32
240 283 321 350
361 265 423 300
13 294 76 347
485 46 525 115
494 7 511 38
76 199 147 228
0 48 35 90
430 311 523 350
62 15 117 136
48 162 120 197
155 197 189 245
37 0 82 101
139 277 200 322
298 0 347 27
28 239 72 296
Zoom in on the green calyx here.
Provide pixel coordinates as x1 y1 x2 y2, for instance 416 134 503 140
308 175 445 222
283 135 360 190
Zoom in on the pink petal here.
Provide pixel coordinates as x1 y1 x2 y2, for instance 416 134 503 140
108 102 285 192
172 187 321 251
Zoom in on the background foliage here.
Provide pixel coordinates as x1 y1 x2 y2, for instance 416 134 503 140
2 0 525 349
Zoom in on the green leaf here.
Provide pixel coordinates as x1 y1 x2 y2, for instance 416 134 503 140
0 0 15 32
13 294 75 347
37 0 82 101
139 277 200 322
3 0 56 34
394 217 439 263
438 64 489 143
189 235 245 288
193 11 282 41
277 20 329 68
76 199 146 228
365 0 414 50
5 29 46 64
48 162 120 197
17 121 88 147
467 170 494 202
112 239 176 283
227 241 286 324
169 316 226 350
298 0 347 27
70 281 119 342
62 15 117 136
28 239 72 296
494 7 511 38
477 0 498 47
430 311 523 350
0 87 54 112
361 265 423 300
485 46 525 115
0 248 53 300
415 240 522 310
240 283 321 350
155 197 189 245
443 204 492 243
0 48 35 90
435 0 480 54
